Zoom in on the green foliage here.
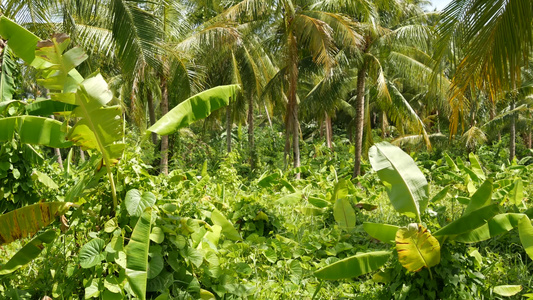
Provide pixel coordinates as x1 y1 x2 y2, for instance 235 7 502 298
147 85 240 136
368 142 428 221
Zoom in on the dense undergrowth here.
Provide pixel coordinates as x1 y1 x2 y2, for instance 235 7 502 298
1 124 533 299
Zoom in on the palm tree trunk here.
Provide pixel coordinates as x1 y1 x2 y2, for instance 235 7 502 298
287 33 300 178
510 99 516 161
325 112 333 149
353 61 368 178
160 76 169 175
248 94 256 169
147 92 157 144
381 111 387 138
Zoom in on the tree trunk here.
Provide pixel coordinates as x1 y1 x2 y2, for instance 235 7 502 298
226 98 232 153
325 112 333 149
248 94 256 170
147 91 157 144
353 61 368 178
287 33 300 178
381 111 387 138
510 99 516 161
160 76 169 175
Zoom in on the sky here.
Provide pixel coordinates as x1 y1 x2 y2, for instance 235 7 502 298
430 0 453 10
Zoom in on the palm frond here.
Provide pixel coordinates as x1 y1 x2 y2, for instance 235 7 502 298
461 125 487 150
437 0 533 94
292 14 336 71
111 0 163 76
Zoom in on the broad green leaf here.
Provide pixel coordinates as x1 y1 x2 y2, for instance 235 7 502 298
493 285 522 296
434 204 500 237
0 116 73 148
0 45 15 102
147 252 164 279
468 153 486 181
333 198 355 229
443 152 459 172
455 213 524 243
396 224 440 272
0 17 40 64
369 142 428 220
276 192 302 205
464 179 492 215
300 207 325 216
200 289 216 300
26 99 77 116
126 209 152 300
150 227 164 244
33 34 86 92
147 85 240 136
124 189 156 217
307 196 329 208
363 223 399 244
518 216 533 260
0 202 74 245
104 219 117 233
79 238 106 268
430 186 450 203
508 179 524 206
279 178 296 193
0 229 56 275
372 269 392 283
314 251 391 280
181 247 204 268
257 172 280 187
85 278 101 299
330 178 350 203
211 209 241 241
31 170 58 189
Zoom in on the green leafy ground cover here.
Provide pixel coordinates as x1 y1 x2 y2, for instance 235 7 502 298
1 129 533 299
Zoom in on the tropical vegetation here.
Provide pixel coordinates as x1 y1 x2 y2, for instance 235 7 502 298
1 0 533 299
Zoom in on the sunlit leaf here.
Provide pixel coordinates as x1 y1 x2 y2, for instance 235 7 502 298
396 224 440 272
124 189 156 217
434 204 500 237
147 85 240 136
518 216 533 260
0 202 74 245
0 229 56 275
369 142 428 220
126 209 152 300
333 198 355 229
80 238 106 268
0 116 72 148
464 179 492 215
363 223 399 244
211 209 241 241
493 285 522 296
314 251 391 280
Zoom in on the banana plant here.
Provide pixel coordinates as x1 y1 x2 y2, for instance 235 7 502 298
0 16 125 209
315 142 533 282
146 84 240 136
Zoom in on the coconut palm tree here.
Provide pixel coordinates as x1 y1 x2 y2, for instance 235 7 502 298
222 0 363 178
318 0 435 177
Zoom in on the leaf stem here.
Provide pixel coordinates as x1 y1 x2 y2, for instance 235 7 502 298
105 164 118 210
